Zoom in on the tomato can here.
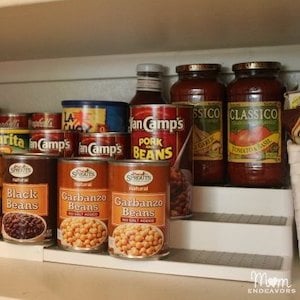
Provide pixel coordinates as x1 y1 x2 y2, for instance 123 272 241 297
31 112 62 129
1 153 58 245
0 113 31 128
78 132 130 159
0 128 30 154
62 100 129 132
57 157 109 252
129 104 193 219
108 159 170 259
29 129 78 157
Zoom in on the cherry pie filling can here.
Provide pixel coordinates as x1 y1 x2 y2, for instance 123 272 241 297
108 160 170 259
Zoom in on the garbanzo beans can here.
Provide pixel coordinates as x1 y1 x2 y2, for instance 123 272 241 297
129 104 193 219
1 153 58 245
57 157 109 252
78 132 130 159
108 160 170 259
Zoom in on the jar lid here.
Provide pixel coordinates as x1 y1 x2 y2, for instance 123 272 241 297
136 63 163 73
176 64 221 73
232 61 281 71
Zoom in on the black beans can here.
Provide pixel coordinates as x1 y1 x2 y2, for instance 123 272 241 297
1 153 58 245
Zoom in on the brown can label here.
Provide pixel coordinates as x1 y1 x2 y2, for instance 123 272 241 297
129 104 193 218
31 113 62 129
1 154 57 245
57 158 109 252
79 132 130 159
108 160 170 259
29 129 78 157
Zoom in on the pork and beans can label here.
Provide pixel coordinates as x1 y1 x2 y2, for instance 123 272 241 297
78 132 130 159
1 154 57 245
57 158 109 252
108 160 170 259
129 104 193 219
228 101 281 163
31 112 62 129
0 128 30 154
29 129 78 157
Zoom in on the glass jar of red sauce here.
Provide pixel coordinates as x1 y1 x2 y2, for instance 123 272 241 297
170 64 226 185
227 61 287 187
130 63 167 105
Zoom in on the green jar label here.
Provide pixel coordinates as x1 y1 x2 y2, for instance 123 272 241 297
228 101 281 163
193 101 223 161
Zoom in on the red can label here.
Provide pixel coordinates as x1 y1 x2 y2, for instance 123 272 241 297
129 104 193 218
29 130 78 157
31 113 62 129
79 132 130 159
0 114 30 128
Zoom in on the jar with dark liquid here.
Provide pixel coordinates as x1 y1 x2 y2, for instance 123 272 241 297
170 64 226 185
227 61 287 187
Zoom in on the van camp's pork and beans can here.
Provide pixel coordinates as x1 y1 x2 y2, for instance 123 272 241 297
62 100 129 133
57 158 109 252
31 112 62 129
79 132 130 159
0 128 30 154
129 104 193 218
29 129 78 157
108 160 170 259
1 154 57 245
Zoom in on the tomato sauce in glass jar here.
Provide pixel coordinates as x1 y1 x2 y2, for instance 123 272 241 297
227 61 287 187
170 64 226 185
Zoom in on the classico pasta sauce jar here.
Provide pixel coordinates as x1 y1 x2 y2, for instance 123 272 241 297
170 64 226 185
227 61 287 187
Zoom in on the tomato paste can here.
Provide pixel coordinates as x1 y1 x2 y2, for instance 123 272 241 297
129 104 193 219
61 100 129 133
108 159 170 259
0 113 31 128
31 112 62 129
1 153 58 245
0 128 30 154
78 132 130 159
29 129 78 157
57 157 109 252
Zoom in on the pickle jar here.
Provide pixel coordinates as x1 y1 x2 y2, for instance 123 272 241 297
170 63 226 185
227 61 287 187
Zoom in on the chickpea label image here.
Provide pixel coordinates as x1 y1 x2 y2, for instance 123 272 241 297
1 154 57 245
108 160 170 259
57 158 109 252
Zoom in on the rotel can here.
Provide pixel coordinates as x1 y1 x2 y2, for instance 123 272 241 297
57 158 109 252
31 112 62 129
0 128 30 154
29 129 78 157
1 154 57 245
0 113 31 128
129 104 193 219
108 160 170 259
78 132 130 159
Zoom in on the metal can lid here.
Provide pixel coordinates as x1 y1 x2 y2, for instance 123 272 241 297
61 100 128 107
176 64 221 73
232 61 281 71
136 63 163 73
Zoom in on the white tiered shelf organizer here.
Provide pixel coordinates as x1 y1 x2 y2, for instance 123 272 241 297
0 186 294 283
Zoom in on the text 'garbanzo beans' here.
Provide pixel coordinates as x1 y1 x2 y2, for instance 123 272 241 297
108 160 170 259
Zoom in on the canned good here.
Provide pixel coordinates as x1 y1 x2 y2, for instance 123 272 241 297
29 129 78 157
0 113 31 128
78 132 130 159
1 153 58 245
31 112 62 129
108 160 170 259
57 158 109 252
129 104 193 219
0 128 30 154
62 100 129 132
